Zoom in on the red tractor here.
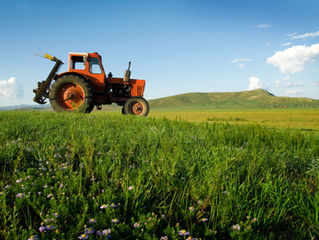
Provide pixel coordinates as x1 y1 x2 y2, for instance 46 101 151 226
33 52 149 116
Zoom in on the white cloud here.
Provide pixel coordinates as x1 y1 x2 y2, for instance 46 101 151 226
257 24 271 29
247 76 263 90
286 82 293 87
267 43 319 74
285 89 300 96
312 81 319 87
281 42 292 47
291 30 319 40
286 32 297 38
231 58 252 68
0 77 23 98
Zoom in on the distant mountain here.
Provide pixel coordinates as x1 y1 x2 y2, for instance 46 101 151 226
0 104 50 111
149 89 319 109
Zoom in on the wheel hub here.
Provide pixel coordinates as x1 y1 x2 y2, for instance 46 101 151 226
131 102 144 115
57 83 85 109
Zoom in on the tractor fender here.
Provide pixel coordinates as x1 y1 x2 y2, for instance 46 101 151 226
54 72 88 81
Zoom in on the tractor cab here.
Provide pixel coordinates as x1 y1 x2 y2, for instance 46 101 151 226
68 52 106 92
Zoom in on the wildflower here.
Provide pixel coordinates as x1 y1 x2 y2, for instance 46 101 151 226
232 224 240 230
78 233 88 239
16 193 25 198
128 186 134 191
90 176 96 181
21 184 25 189
200 217 208 222
133 222 140 228
148 217 153 222
43 184 48 188
28 235 39 240
46 225 55 230
111 218 119 223
37 192 41 195
89 218 96 223
161 236 168 240
102 229 111 236
110 203 116 208
100 204 108 209
39 227 45 232
178 230 189 236
101 189 105 193
0 191 4 196
223 191 229 195
252 218 258 223
47 193 54 198
16 178 22 183
4 184 10 189
188 206 195 212
53 212 60 218
85 228 95 234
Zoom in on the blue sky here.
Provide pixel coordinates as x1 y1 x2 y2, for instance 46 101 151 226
1 0 319 106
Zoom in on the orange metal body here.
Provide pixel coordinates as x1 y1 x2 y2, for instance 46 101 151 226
56 52 145 105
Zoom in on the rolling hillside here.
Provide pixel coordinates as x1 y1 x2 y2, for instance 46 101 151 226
149 89 319 109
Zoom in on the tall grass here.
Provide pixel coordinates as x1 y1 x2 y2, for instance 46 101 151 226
0 111 319 239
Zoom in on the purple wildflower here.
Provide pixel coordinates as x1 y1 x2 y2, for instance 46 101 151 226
161 236 168 240
111 218 119 223
28 235 39 240
102 229 111 236
46 225 55 230
16 178 22 183
39 226 45 232
78 233 88 239
188 206 195 212
100 204 108 209
133 222 140 228
178 230 189 236
16 193 25 198
89 218 96 223
200 217 208 222
47 193 54 198
85 228 95 234
232 224 240 230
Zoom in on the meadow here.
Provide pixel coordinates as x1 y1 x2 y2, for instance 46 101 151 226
149 109 319 132
1 111 319 239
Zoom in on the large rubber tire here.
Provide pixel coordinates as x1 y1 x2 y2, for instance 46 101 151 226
123 97 149 116
49 74 94 113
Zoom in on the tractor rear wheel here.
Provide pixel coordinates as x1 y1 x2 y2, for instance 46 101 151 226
49 74 94 113
123 97 149 116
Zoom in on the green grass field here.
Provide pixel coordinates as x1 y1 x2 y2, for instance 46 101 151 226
1 111 319 239
149 109 319 132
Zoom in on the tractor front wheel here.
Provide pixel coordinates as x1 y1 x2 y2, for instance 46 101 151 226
49 74 94 113
123 97 149 116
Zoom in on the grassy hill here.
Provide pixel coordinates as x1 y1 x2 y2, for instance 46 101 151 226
149 89 319 109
